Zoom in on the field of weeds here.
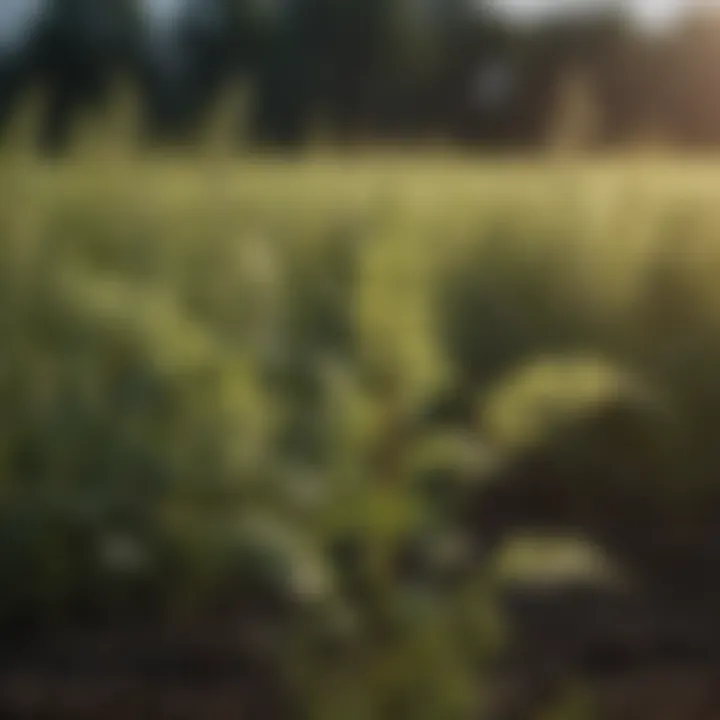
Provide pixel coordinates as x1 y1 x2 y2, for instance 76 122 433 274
3 154 720 718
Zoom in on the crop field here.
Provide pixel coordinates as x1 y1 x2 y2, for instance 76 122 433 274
4 154 720 718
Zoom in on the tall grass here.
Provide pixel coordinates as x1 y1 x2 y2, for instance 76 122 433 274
3 147 720 716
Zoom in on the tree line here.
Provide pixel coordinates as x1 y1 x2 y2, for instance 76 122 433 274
1 0 719 153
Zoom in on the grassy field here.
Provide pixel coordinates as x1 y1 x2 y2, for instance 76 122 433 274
3 153 720 718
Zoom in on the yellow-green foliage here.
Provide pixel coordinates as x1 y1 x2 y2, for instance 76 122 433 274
1 152 720 717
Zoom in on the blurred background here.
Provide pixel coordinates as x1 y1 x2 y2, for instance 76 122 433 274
4 0 720 153
4 2 720 720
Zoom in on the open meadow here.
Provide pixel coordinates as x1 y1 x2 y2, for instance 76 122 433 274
4 154 720 718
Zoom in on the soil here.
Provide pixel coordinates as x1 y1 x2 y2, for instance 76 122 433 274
4 588 720 720
0 621 295 720
485 583 720 720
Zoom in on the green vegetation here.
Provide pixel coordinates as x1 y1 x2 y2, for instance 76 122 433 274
3 153 720 716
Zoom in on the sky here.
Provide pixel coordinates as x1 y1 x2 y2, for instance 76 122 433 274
495 0 717 29
0 0 190 58
0 0 717 59
0 0 44 55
